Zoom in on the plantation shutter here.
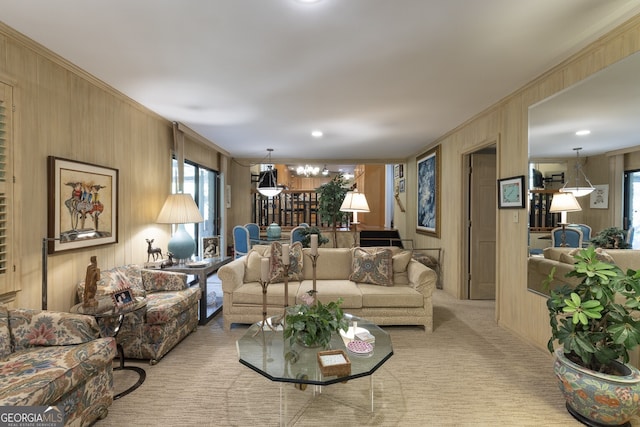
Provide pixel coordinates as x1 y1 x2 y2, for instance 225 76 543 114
0 83 13 295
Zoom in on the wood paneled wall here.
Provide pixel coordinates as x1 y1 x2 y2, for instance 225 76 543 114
0 23 223 311
399 14 640 361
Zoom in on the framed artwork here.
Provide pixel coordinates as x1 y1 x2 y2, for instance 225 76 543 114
416 145 441 237
398 164 404 178
47 156 118 254
394 164 400 178
399 179 405 193
112 287 134 307
497 175 526 209
202 236 219 258
590 184 609 209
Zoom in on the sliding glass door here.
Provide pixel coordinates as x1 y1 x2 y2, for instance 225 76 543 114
172 159 220 256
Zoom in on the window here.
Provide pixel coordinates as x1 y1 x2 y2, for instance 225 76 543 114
172 158 219 256
0 82 14 296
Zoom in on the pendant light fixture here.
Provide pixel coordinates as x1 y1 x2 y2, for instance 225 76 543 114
257 149 282 198
559 147 595 197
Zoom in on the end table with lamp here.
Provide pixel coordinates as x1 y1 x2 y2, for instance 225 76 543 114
70 296 147 399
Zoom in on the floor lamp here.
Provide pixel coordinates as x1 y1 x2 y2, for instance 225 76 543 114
548 193 582 247
41 237 60 310
340 190 370 247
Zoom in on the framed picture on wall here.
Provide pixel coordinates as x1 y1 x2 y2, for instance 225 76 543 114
497 175 526 209
416 145 441 237
47 156 119 254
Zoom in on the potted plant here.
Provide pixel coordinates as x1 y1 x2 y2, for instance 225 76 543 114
284 291 349 348
590 226 631 249
316 175 349 247
298 226 329 249
545 246 640 425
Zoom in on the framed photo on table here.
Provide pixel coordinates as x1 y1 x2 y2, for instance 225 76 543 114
47 156 118 254
497 175 525 209
112 287 134 308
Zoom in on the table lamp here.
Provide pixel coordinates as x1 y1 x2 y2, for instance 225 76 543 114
340 189 370 246
156 193 204 262
549 192 582 246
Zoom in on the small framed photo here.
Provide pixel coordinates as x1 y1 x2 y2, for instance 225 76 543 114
497 175 526 209
112 287 134 307
398 164 404 178
202 236 219 258
399 179 405 193
394 164 400 178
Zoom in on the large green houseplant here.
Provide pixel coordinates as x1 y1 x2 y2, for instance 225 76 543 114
316 175 349 247
589 226 631 249
545 246 640 425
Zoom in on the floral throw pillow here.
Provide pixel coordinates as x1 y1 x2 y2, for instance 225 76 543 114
269 241 304 283
349 247 393 286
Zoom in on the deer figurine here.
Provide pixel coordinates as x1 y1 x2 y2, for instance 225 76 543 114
146 239 163 262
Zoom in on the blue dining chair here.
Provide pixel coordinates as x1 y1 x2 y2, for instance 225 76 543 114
244 223 260 245
233 225 251 259
290 226 306 245
551 227 583 248
567 224 592 246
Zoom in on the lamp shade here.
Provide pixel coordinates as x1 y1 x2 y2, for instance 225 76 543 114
549 193 582 214
156 193 204 224
156 193 204 261
340 190 370 213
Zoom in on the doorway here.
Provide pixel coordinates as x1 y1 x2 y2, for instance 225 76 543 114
624 169 640 248
464 146 497 299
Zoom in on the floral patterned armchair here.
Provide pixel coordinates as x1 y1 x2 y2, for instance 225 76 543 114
76 265 201 364
0 305 117 426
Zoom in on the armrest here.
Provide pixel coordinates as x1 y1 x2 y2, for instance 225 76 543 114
141 269 188 292
10 309 101 350
407 260 437 296
218 259 246 293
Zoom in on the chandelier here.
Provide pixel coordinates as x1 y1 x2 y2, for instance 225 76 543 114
296 164 320 177
257 149 283 198
559 147 595 197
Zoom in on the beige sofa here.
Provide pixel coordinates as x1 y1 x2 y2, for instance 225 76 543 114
528 247 640 295
218 245 437 332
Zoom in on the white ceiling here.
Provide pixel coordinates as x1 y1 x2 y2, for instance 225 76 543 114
1 0 639 163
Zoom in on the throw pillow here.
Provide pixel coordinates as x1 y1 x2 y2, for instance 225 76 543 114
349 247 393 286
392 250 413 285
244 250 264 282
269 241 304 283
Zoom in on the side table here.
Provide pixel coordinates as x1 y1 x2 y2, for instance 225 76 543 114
70 297 147 399
161 256 231 325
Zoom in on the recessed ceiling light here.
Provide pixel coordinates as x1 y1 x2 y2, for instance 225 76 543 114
576 130 591 136
296 0 322 3
311 130 323 138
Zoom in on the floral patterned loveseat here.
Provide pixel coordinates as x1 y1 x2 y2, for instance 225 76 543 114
0 306 117 426
76 265 201 365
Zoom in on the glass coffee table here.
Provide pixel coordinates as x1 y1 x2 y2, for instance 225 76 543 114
236 314 393 426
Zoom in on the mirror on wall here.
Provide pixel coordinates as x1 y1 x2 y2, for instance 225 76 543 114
527 51 640 296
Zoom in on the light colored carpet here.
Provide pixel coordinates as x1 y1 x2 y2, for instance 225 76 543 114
95 290 623 426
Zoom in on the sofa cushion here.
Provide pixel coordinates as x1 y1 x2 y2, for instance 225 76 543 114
145 287 201 325
0 338 116 406
350 247 393 286
231 281 301 306
559 248 616 265
392 250 413 285
141 269 187 292
302 248 352 280
296 280 363 309
269 241 304 283
358 283 424 308
77 265 147 302
244 250 265 283
9 309 101 351
0 305 9 359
